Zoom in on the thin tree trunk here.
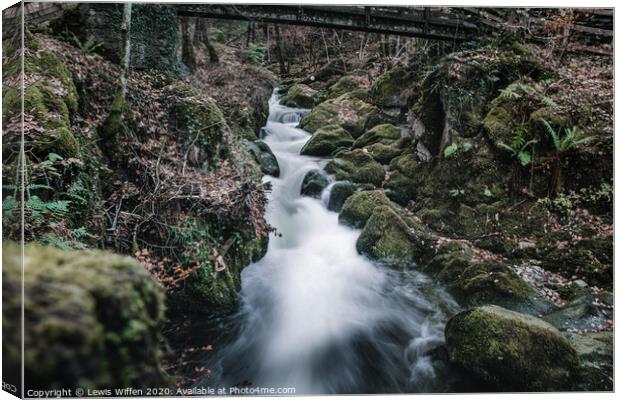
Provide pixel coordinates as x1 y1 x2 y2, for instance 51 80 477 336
120 3 132 99
195 19 219 63
275 25 286 75
181 17 196 71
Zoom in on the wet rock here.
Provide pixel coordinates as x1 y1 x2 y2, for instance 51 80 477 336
300 169 329 198
564 331 613 391
324 149 385 186
543 293 613 332
300 124 354 156
445 305 579 391
327 73 369 99
356 205 432 266
300 93 382 137
338 190 392 228
245 139 280 177
370 67 415 108
384 170 417 205
365 142 404 164
327 181 359 212
2 243 166 390
283 83 318 109
353 123 401 148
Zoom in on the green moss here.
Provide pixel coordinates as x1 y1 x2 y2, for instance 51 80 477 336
365 142 403 164
339 189 392 228
300 169 329 198
327 181 359 212
244 139 279 177
384 170 417 205
284 83 318 109
300 93 382 137
167 84 228 170
327 73 367 99
353 123 401 148
356 205 429 266
300 124 354 156
445 305 579 391
2 243 166 390
371 67 415 107
324 149 385 186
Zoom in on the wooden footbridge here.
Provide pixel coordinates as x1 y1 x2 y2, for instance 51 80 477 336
175 4 477 41
3 3 613 50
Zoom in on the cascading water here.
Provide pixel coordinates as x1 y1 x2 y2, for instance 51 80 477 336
179 92 461 394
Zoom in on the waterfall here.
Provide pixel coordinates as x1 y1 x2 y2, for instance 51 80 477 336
191 92 459 394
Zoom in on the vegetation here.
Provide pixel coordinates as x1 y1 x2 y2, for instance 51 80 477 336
2 3 612 394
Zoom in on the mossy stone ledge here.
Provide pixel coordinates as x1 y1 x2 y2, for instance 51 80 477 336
445 305 579 392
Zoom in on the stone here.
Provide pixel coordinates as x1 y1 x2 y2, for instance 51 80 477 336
356 205 430 265
300 125 354 156
245 139 280 177
300 169 329 198
2 243 166 390
564 331 613 391
445 305 579 391
338 190 392 228
324 149 385 186
327 181 359 212
283 83 318 109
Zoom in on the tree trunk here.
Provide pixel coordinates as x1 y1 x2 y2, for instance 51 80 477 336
275 25 286 75
119 3 132 99
195 18 219 63
181 17 196 71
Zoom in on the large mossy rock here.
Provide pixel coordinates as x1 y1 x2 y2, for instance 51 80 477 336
3 32 79 159
324 149 385 186
338 189 392 228
300 169 329 198
283 83 319 109
425 243 548 313
371 67 415 108
445 305 579 391
327 181 359 212
300 124 353 156
356 205 432 265
299 93 382 137
2 243 166 391
167 84 229 170
353 123 402 148
245 139 280 177
327 73 369 99
564 331 613 391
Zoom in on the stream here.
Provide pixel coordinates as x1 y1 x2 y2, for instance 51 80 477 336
171 93 466 394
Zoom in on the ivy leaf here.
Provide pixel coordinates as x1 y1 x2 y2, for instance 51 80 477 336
443 143 458 158
518 151 531 166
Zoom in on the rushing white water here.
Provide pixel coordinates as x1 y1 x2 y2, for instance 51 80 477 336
209 93 459 394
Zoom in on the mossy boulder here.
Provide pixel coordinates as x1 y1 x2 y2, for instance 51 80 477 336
245 139 280 177
167 84 228 170
445 305 579 391
370 67 415 107
300 124 353 156
324 149 385 186
384 170 417 205
425 243 549 313
2 243 166 391
300 93 382 137
365 142 404 164
300 169 329 198
564 331 613 391
327 74 369 99
327 181 359 212
353 123 402 148
356 205 432 266
338 189 392 228
3 32 80 159
283 83 318 109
